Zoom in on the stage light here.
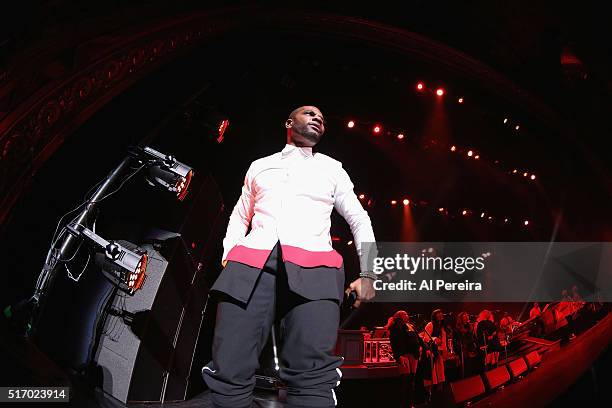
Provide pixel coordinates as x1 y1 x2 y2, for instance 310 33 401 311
182 105 229 143
69 225 148 295
467 150 474 157
515 125 520 130
458 97 464 103
217 119 230 143
524 220 529 226
450 145 457 152
416 82 425 91
481 212 485 218
530 174 536 180
503 118 508 124
512 169 518 174
436 88 445 96
347 240 353 245
373 125 382 134
142 147 194 201
347 120 355 128
397 133 405 140
438 207 445 212
391 200 397 205
403 199 410 206
462 210 468 216
358 194 365 200
488 216 493 221
474 155 480 159
504 218 509 223
523 172 528 177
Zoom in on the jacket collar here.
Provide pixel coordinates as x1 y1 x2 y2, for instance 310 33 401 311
281 143 313 158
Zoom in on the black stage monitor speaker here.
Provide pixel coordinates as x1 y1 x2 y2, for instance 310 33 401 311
450 374 486 404
483 365 511 390
92 175 223 403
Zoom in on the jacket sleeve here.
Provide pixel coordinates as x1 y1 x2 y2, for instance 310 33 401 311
222 163 255 261
333 165 376 273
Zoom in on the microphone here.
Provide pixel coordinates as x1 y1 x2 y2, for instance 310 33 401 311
346 290 358 307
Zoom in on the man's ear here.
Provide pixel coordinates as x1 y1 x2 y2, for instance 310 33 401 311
285 119 292 128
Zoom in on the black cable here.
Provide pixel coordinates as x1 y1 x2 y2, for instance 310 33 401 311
48 164 143 270
89 164 145 204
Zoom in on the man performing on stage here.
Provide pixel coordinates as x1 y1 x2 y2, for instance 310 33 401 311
202 106 377 407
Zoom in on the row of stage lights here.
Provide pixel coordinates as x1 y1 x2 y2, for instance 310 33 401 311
344 81 537 184
356 193 531 228
449 145 537 181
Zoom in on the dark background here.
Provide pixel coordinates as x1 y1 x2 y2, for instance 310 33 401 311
0 1 610 404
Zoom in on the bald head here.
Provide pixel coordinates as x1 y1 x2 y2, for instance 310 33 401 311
285 106 325 147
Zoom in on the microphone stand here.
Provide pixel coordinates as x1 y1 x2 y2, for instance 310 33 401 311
459 332 465 379
419 322 436 403
481 331 489 370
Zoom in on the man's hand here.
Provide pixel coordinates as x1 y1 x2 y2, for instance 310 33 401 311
345 277 376 308
222 260 228 268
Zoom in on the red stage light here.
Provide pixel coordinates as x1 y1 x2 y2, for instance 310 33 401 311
458 97 464 103
347 120 355 128
391 200 397 205
217 119 229 143
177 169 193 201
403 199 410 206
474 155 480 159
397 133 405 140
128 254 148 292
373 125 382 134
436 88 445 96
358 194 365 200
416 82 425 91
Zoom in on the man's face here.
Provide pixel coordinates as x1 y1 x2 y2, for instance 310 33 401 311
287 106 326 147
